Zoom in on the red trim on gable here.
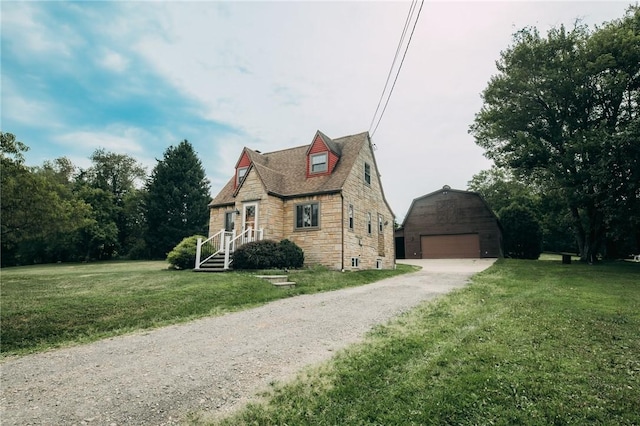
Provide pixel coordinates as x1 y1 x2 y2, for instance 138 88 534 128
308 136 327 155
306 136 339 177
235 151 252 189
328 151 339 172
237 152 251 168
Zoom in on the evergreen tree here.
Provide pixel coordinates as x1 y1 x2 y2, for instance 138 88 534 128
144 140 211 259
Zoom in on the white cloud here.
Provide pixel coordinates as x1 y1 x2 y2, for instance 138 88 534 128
98 49 129 73
1 76 60 128
55 126 146 155
1 3 79 59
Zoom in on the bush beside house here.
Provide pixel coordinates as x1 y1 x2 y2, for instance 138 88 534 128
233 239 304 270
167 237 304 270
166 235 205 269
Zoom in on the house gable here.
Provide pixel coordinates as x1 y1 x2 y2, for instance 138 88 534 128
234 150 253 189
306 131 340 178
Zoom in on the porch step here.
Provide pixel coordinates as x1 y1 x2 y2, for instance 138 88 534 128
194 254 229 272
255 275 296 288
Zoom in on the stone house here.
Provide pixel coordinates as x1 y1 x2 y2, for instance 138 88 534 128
206 130 395 270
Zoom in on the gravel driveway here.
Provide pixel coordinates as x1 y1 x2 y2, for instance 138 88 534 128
1 259 495 425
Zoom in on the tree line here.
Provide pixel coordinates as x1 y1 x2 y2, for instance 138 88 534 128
1 132 211 267
469 6 640 262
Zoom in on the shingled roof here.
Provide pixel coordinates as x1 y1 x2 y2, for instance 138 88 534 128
209 131 368 207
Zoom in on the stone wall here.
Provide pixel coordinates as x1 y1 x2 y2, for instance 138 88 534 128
340 141 395 270
282 193 343 270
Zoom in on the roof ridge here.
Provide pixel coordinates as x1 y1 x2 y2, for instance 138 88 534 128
261 144 308 156
332 131 369 141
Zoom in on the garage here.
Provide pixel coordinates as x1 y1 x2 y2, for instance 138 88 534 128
421 234 480 259
397 186 503 260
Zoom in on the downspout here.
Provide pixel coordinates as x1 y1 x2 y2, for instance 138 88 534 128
341 193 345 271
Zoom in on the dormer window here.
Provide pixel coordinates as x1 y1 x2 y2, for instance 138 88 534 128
311 153 328 174
237 166 248 185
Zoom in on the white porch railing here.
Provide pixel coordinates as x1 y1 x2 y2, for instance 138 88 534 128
195 227 264 270
195 229 228 269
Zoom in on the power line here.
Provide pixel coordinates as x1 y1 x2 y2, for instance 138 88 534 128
368 0 418 133
369 0 424 138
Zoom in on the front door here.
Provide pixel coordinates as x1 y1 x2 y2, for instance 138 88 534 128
242 202 258 241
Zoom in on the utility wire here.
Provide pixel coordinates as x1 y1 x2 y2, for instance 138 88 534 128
369 0 424 138
368 0 418 133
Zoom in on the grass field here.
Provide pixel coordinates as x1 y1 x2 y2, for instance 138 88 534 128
0 261 416 357
212 259 640 425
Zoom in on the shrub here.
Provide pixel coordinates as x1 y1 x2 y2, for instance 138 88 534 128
233 240 281 270
499 204 543 259
233 239 305 270
166 235 206 269
277 239 304 268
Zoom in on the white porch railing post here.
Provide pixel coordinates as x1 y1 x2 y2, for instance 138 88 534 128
231 229 237 252
224 237 231 270
195 237 203 269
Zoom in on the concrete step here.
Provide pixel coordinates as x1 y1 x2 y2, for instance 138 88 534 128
271 281 296 289
254 275 296 288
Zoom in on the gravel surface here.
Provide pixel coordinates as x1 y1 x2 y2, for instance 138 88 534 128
1 259 495 425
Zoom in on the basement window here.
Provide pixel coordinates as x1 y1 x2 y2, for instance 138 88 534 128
351 257 360 268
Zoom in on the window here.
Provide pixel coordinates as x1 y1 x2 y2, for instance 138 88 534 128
311 153 328 173
378 214 384 233
348 204 354 230
367 212 372 235
364 162 371 185
351 257 360 268
376 259 382 269
225 211 235 232
296 202 319 229
237 167 248 185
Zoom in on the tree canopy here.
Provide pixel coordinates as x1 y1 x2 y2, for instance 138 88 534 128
1 133 211 266
470 7 640 262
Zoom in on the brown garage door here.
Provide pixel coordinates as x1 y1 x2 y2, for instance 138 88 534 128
421 234 480 259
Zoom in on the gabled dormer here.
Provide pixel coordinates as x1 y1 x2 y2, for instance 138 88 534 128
306 131 341 178
234 149 252 189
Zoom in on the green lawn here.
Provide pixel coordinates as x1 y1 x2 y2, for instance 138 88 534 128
212 259 640 426
0 261 416 357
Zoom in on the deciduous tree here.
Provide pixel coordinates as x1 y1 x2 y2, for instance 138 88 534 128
470 7 640 262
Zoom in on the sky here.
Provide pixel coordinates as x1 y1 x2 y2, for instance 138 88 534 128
1 1 632 222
